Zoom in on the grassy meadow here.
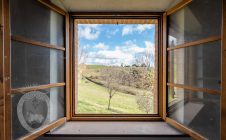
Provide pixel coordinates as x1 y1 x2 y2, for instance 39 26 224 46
76 65 156 114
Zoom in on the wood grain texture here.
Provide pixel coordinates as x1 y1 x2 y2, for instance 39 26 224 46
65 13 71 120
0 0 4 139
75 19 158 24
162 13 167 120
167 83 221 95
19 117 66 140
37 0 66 16
69 14 74 120
167 36 222 51
74 114 159 117
11 35 65 51
3 0 11 139
166 117 206 140
166 0 193 15
157 15 163 119
73 19 79 117
11 83 66 94
153 16 159 116
71 12 163 17
221 0 226 139
71 117 162 121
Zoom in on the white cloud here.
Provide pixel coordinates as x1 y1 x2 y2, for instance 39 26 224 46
137 24 154 32
87 50 134 66
78 24 101 40
122 26 134 36
121 40 145 54
86 40 139 66
122 24 154 36
93 42 109 50
86 40 155 66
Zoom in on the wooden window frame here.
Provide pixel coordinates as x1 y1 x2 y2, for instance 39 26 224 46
0 0 224 139
221 0 226 140
1 0 11 140
1 0 70 139
70 12 165 121
165 0 223 139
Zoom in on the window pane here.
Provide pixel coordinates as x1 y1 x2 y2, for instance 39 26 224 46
168 87 220 140
168 0 222 47
10 0 65 46
11 87 65 139
76 23 158 114
11 41 65 88
168 41 221 90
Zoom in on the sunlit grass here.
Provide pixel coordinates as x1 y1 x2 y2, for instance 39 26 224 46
77 78 146 114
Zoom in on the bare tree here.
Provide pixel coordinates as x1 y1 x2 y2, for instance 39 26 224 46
78 45 88 64
134 53 144 67
135 67 155 114
136 91 153 114
78 45 88 80
107 87 117 110
134 47 154 69
101 67 119 110
144 47 152 68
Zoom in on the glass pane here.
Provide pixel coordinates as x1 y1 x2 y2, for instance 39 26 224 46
76 23 158 114
168 0 222 47
168 87 220 140
50 11 65 46
11 87 65 139
10 0 65 46
11 41 65 88
168 41 221 90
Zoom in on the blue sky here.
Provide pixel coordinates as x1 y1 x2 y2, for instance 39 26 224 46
78 24 155 66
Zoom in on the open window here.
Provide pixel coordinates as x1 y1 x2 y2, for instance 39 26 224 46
1 0 226 139
166 0 222 139
1 0 69 139
72 17 163 120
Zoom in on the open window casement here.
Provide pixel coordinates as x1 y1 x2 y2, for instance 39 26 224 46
1 0 70 139
0 0 226 139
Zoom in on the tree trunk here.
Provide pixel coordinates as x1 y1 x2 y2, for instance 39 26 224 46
108 97 111 110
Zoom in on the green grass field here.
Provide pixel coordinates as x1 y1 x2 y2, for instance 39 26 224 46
76 64 156 114
77 78 147 114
